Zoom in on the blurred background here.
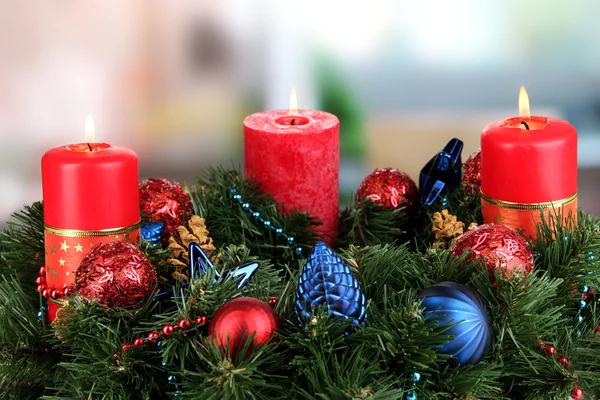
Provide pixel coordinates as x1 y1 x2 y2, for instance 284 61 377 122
1 0 599 224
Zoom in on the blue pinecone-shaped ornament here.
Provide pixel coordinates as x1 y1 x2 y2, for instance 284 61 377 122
295 242 366 327
141 221 165 245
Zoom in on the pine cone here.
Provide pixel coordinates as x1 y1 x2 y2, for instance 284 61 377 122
166 215 216 282
432 210 466 249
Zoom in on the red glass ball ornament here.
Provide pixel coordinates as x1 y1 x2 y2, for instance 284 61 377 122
558 356 569 368
178 318 191 330
545 346 557 357
209 297 280 358
35 276 46 285
36 284 46 293
42 289 50 299
462 149 482 196
195 315 207 325
148 331 160 344
450 223 534 280
139 178 192 241
133 338 144 347
571 386 584 399
356 168 419 216
75 242 157 309
63 287 71 297
39 266 46 276
162 324 175 337
121 344 130 351
50 289 60 299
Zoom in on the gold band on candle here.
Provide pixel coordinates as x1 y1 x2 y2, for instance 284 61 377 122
44 220 141 238
480 192 577 211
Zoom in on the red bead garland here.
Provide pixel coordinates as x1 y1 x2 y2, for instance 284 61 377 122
35 265 73 300
178 318 191 330
544 345 557 357
161 324 175 337
114 315 208 360
571 386 584 399
268 297 278 307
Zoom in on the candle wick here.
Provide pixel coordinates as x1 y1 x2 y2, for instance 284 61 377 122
291 119 296 126
87 143 93 151
520 121 530 130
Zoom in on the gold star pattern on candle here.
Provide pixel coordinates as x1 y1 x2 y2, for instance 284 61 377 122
50 268 58 277
74 243 84 252
60 240 70 252
50 244 56 254
58 257 66 266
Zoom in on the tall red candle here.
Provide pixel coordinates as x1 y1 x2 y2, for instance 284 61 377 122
244 108 339 243
481 88 577 238
42 118 140 321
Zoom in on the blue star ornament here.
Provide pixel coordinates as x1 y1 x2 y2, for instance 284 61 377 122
295 242 366 327
154 242 259 301
419 281 492 366
419 138 463 206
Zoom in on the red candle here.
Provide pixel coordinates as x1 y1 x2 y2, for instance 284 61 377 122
42 116 140 321
481 87 577 238
244 95 339 244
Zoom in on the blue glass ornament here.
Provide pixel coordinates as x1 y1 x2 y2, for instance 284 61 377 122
233 194 242 202
275 228 283 236
154 242 259 301
141 221 165 245
242 202 251 211
406 390 417 400
295 242 366 327
419 138 463 206
419 281 492 366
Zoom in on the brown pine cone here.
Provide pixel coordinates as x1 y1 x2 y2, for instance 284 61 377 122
432 210 467 249
166 215 216 282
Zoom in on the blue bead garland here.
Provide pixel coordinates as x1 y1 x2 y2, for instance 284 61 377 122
229 187 303 257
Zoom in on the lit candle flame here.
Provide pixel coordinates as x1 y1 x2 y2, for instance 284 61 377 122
289 87 298 114
85 114 95 143
519 86 530 118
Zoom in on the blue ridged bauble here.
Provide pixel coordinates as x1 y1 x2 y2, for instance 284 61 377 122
295 242 366 327
141 221 165 245
419 281 492 366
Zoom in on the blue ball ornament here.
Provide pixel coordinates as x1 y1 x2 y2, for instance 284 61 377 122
141 221 165 245
419 281 492 366
295 242 366 327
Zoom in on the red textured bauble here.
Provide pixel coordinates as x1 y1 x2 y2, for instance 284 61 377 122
571 386 584 399
139 178 193 241
462 149 482 196
450 223 534 280
209 297 280 358
356 168 419 216
75 242 157 309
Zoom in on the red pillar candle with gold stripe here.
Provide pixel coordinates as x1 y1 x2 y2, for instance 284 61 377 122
42 116 140 321
481 87 578 238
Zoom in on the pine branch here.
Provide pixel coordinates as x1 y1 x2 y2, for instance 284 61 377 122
0 202 45 289
337 198 405 248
